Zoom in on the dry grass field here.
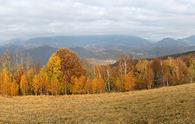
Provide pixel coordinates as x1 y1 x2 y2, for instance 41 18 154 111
0 83 195 124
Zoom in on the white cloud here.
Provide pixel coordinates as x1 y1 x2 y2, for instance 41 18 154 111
0 0 194 41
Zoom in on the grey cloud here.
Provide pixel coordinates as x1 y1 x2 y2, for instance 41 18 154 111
0 0 195 42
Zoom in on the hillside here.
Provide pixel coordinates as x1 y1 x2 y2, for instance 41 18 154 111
3 35 195 57
1 35 195 65
24 35 152 49
0 83 195 124
158 50 195 59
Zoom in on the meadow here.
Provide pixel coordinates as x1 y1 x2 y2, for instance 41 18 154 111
0 83 195 124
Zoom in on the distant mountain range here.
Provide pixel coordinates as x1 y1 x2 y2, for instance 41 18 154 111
0 35 195 65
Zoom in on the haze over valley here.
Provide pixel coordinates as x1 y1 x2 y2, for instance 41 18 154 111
1 34 195 65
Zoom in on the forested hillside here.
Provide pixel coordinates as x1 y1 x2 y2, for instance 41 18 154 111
0 48 194 96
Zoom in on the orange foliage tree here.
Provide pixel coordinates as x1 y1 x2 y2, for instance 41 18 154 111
72 75 87 94
54 48 85 94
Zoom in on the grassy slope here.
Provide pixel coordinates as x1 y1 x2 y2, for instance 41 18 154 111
0 83 195 124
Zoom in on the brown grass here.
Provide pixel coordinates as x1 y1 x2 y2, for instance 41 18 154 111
0 83 195 124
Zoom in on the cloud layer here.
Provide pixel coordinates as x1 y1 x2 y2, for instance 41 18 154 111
0 0 195 41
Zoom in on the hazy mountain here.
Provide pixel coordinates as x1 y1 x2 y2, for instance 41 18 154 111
23 35 152 49
70 47 96 58
0 44 24 53
23 46 57 65
5 38 26 46
179 35 195 46
1 35 195 65
147 38 189 57
10 35 153 62
153 38 188 47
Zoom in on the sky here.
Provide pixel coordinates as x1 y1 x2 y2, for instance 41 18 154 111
0 0 195 42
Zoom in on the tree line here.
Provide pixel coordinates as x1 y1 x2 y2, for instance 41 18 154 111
0 48 194 96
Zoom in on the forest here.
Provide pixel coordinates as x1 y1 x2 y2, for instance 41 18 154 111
0 48 194 96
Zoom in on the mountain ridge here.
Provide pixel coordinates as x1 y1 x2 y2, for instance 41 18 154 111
0 34 195 65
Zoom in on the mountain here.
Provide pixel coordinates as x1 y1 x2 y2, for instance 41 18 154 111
153 38 188 47
10 35 153 61
161 50 195 59
24 35 152 49
0 44 24 53
147 38 189 57
1 35 195 65
13 35 195 58
23 46 122 65
23 46 57 65
179 35 195 46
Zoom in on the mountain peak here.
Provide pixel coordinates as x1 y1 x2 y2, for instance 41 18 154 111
154 37 187 48
179 35 195 46
160 37 176 42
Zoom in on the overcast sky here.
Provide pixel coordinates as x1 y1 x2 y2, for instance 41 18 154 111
0 0 195 42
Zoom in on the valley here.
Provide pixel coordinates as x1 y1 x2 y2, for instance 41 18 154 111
1 35 195 65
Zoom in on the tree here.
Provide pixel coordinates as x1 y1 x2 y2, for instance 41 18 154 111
0 66 13 95
163 57 177 86
151 59 164 87
188 57 195 83
49 76 60 95
105 66 112 92
32 75 41 95
124 72 136 91
135 60 154 89
72 75 87 94
52 48 85 94
95 66 113 92
10 80 19 96
55 48 85 80
117 53 133 78
32 66 49 95
47 54 64 94
26 66 37 94
83 78 94 94
113 54 136 91
20 74 29 95
175 58 189 84
114 71 135 91
91 77 105 93
13 64 25 88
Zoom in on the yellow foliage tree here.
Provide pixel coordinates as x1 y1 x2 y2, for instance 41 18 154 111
0 66 13 95
114 78 123 92
26 67 37 94
84 78 93 94
10 80 19 96
47 54 64 95
72 75 87 94
91 77 105 93
20 74 29 95
135 60 154 89
49 76 60 95
32 66 49 95
32 75 42 95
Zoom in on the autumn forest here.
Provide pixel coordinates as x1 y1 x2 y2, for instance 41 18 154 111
0 48 194 96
